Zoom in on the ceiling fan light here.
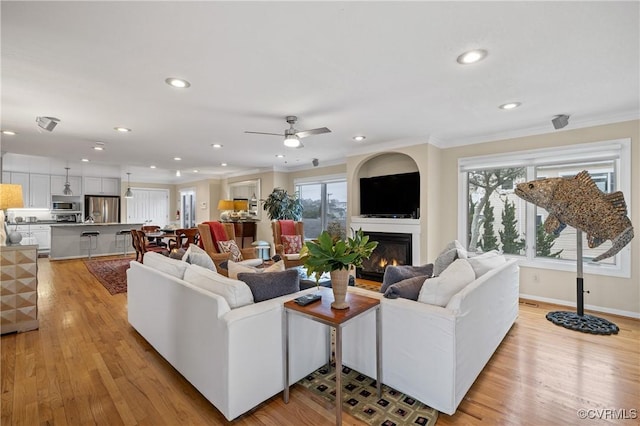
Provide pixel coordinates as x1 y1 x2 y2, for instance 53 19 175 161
284 134 301 148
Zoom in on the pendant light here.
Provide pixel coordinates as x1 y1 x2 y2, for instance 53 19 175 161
63 167 73 195
124 172 133 198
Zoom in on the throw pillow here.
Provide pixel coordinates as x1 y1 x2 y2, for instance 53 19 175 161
281 234 303 254
227 259 285 280
182 243 216 271
467 250 506 278
143 252 188 279
217 239 244 262
183 264 254 309
432 240 466 277
380 263 434 294
418 258 475 307
237 269 300 303
383 275 429 300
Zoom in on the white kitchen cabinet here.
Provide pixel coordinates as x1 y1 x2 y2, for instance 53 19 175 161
15 224 50 251
50 174 82 196
2 171 9 183
8 172 30 205
29 174 51 208
84 177 120 195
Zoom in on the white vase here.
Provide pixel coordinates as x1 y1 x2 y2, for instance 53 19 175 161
330 268 351 309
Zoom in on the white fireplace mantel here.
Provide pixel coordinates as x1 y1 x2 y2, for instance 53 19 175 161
350 216 421 265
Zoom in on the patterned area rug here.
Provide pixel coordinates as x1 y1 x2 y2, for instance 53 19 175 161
299 364 438 425
84 257 133 295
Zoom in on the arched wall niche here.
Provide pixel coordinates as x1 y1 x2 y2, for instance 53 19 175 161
351 152 420 216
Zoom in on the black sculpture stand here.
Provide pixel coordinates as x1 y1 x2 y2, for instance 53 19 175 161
546 230 619 335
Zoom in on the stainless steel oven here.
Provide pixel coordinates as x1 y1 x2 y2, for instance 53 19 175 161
52 201 78 211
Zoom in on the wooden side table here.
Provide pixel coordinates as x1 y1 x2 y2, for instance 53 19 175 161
283 287 381 425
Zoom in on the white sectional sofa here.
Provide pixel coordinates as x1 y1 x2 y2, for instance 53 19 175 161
126 253 329 421
342 258 520 415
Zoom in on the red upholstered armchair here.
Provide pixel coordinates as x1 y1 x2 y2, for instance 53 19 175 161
271 220 305 269
197 221 261 276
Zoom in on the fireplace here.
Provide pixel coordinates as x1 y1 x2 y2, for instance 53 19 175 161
357 232 412 282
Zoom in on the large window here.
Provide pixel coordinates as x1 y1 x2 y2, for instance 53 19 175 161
459 139 631 277
295 176 347 239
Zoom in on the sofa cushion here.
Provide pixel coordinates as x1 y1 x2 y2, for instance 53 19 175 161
218 239 243 262
143 251 188 279
383 275 429 300
418 258 475 307
227 259 285 279
281 234 303 254
237 269 300 302
183 264 254 308
433 240 466 276
380 263 434 293
467 250 506 278
182 243 217 271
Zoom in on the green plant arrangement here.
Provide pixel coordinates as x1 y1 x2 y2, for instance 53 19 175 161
262 188 303 221
299 228 378 276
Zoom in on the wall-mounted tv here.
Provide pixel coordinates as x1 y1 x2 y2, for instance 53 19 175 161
360 172 420 218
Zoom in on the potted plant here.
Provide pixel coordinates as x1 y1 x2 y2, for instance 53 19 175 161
299 228 378 309
262 188 303 221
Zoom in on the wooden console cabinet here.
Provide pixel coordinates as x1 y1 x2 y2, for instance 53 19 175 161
1 245 38 334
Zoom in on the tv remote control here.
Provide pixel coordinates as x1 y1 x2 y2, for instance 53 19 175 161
294 294 322 306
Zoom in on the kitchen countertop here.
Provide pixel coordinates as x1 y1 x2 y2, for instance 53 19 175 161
50 222 141 227
9 220 58 225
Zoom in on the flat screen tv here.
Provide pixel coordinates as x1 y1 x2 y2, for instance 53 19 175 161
360 172 420 218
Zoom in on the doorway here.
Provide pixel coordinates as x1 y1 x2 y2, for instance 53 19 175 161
180 189 196 228
126 188 169 227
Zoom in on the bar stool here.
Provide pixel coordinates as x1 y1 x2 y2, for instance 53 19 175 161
81 230 100 258
115 229 130 256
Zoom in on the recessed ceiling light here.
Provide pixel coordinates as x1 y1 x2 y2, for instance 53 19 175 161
114 127 131 132
93 146 104 151
81 158 89 162
353 135 366 142
211 143 223 148
193 169 199 173
150 165 156 169
275 154 285 158
165 77 191 89
1 130 16 135
221 163 228 167
456 49 488 64
174 157 181 161
499 102 522 110
176 170 181 177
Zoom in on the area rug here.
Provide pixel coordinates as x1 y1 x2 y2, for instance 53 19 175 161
84 257 133 295
299 364 438 425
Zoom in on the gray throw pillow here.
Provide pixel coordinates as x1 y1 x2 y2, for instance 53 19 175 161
383 275 429 300
380 263 434 294
237 269 300 302
433 248 458 277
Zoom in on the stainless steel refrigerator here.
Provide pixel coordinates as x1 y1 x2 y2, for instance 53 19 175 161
84 195 121 223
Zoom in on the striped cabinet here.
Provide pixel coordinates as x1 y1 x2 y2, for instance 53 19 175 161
1 245 38 334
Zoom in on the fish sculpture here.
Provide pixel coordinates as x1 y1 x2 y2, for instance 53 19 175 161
515 170 634 261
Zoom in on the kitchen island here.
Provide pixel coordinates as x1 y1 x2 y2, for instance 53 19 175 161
49 223 144 260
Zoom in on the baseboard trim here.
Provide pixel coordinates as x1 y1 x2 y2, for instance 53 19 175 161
519 293 640 320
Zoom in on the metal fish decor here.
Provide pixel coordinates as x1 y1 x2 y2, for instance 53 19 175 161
515 170 634 261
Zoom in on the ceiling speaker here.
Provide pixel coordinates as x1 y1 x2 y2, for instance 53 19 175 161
36 116 60 132
312 158 319 167
552 114 569 130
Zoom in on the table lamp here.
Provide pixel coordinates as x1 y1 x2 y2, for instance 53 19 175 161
0 184 25 246
217 199 235 221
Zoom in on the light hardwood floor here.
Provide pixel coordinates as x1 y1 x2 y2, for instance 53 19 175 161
1 257 638 425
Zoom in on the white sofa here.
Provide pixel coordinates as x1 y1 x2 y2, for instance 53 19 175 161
127 255 329 421
342 258 519 415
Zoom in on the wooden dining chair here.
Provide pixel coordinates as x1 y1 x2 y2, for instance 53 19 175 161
141 225 167 247
169 228 199 251
133 229 167 263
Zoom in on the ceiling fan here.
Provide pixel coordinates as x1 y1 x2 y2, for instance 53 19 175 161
244 116 331 148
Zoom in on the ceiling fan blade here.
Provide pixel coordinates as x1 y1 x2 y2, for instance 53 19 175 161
295 127 331 139
244 131 284 136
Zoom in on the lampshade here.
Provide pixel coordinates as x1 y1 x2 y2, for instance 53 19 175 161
217 200 235 210
0 184 24 210
233 200 248 211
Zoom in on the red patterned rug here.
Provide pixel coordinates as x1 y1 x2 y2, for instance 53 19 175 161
84 257 134 295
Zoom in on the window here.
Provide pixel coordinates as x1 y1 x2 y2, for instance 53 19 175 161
459 139 631 278
295 176 347 239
